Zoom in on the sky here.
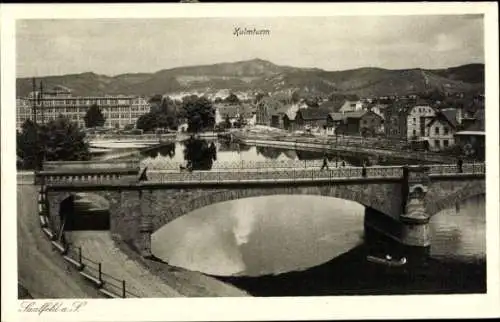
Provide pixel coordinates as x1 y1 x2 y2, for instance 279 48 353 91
16 15 484 78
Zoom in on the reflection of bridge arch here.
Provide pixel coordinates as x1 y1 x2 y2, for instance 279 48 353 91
426 181 486 216
148 184 402 233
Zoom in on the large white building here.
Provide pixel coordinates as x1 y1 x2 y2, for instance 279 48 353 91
16 85 150 130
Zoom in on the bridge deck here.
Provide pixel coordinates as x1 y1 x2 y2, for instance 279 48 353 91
38 163 484 189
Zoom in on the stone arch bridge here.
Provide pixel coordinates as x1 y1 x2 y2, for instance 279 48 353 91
37 161 485 263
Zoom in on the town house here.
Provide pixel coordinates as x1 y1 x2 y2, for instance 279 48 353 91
425 109 458 151
326 110 383 136
294 108 330 132
256 97 287 128
384 99 436 141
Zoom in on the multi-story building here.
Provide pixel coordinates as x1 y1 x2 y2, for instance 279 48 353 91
384 99 436 141
16 85 150 130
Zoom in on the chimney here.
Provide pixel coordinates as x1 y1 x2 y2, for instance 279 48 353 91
456 106 463 125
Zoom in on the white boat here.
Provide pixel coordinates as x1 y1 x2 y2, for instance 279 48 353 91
367 255 407 267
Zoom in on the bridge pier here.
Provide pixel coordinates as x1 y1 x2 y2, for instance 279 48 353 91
138 190 153 258
399 165 432 264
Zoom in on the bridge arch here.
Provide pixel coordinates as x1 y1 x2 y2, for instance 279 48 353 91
148 184 402 232
426 181 486 216
46 191 112 233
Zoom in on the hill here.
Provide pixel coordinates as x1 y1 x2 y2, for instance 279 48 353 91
16 59 485 98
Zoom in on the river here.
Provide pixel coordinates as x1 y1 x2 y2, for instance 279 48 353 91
98 139 486 295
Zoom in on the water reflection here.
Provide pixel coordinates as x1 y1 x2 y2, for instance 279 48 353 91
140 142 176 159
152 195 365 277
429 194 486 262
152 193 486 280
182 137 217 170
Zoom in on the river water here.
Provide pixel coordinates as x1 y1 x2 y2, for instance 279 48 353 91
99 140 486 295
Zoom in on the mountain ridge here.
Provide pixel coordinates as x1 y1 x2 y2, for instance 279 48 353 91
16 59 484 98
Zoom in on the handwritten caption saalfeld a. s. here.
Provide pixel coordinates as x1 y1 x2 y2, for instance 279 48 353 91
19 301 87 315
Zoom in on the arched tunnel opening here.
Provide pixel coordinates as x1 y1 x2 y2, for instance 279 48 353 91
59 193 110 232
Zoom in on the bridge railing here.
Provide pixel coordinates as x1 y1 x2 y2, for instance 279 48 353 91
141 159 328 170
44 159 141 171
429 162 485 175
36 168 140 185
147 166 405 183
235 133 458 160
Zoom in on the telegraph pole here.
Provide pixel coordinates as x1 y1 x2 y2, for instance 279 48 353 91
40 81 45 125
32 77 37 124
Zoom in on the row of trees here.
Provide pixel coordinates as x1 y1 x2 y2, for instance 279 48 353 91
136 95 215 133
17 116 90 169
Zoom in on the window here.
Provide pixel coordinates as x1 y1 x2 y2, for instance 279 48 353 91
435 127 439 135
444 127 449 135
413 117 416 123
413 129 417 136
444 140 449 147
435 140 440 148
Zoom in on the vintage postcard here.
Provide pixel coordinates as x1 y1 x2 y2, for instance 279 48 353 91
1 2 499 321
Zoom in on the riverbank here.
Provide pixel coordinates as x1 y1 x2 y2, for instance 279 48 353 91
112 237 249 297
230 131 457 164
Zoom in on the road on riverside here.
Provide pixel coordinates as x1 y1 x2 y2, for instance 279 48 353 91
17 184 104 298
17 183 248 298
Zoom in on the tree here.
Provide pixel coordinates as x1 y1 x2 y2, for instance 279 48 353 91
234 114 247 128
214 97 223 104
224 93 240 105
83 104 106 128
224 115 232 129
254 92 268 104
136 113 159 132
137 96 179 132
17 116 90 169
181 95 215 133
291 90 301 104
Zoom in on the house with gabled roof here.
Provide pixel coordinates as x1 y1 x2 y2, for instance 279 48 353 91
454 108 485 159
323 93 363 113
326 110 383 136
425 109 459 151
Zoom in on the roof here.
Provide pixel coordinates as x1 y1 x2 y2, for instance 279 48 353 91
259 97 286 116
343 110 368 119
427 110 458 129
298 108 330 120
328 112 345 121
217 103 255 118
455 131 485 136
439 109 459 128
463 108 485 131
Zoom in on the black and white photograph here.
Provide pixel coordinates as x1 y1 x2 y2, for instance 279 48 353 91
2 2 499 321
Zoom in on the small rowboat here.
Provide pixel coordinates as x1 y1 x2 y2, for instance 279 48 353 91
367 255 407 267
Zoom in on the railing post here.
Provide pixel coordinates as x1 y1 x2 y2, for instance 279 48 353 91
122 280 126 298
98 263 102 283
78 246 82 265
